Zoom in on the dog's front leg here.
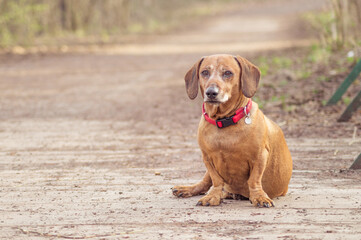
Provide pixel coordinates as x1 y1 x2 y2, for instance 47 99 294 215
248 148 274 208
196 155 224 206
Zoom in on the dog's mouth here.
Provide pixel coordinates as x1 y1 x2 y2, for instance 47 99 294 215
205 100 221 104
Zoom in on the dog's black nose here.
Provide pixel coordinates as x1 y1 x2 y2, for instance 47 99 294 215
205 87 219 99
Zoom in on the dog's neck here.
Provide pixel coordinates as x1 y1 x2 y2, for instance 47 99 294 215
204 96 250 120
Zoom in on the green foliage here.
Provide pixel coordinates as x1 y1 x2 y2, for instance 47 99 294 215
271 56 292 69
298 69 312 79
279 95 287 111
0 0 47 47
347 55 359 64
253 96 265 110
279 80 288 86
255 56 293 77
304 0 361 50
304 11 336 48
256 56 269 76
284 105 296 112
307 44 331 64
342 96 352 105
316 76 330 82
270 96 280 102
0 0 233 48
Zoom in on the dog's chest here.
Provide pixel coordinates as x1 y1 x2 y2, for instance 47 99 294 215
198 123 250 154
198 122 254 188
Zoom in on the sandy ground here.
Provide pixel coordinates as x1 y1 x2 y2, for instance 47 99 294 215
0 0 360 239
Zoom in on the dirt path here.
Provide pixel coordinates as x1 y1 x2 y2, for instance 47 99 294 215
0 0 360 239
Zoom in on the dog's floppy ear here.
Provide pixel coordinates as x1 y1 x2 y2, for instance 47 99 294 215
234 56 260 98
184 58 204 100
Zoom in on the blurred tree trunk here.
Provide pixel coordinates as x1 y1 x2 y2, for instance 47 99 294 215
59 0 66 30
120 0 130 29
330 0 361 48
331 0 344 48
351 0 361 43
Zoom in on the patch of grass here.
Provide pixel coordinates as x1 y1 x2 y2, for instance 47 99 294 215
253 96 265 110
280 95 287 111
342 97 351 105
279 79 288 86
270 96 280 102
255 56 294 78
255 56 269 77
347 55 356 64
307 44 331 64
312 89 319 94
262 83 277 90
267 95 288 110
285 105 296 112
336 66 348 73
297 68 312 80
316 76 329 82
271 56 293 69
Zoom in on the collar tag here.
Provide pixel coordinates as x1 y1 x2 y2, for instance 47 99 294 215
244 115 252 125
244 105 252 125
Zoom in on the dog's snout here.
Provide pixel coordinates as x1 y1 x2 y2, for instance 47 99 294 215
205 87 219 99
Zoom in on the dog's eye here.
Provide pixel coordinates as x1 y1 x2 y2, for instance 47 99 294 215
224 71 233 78
201 70 210 77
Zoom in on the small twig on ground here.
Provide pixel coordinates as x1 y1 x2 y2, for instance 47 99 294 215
349 126 357 145
334 149 339 155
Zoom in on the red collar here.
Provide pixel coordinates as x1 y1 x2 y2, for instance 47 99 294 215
202 99 252 128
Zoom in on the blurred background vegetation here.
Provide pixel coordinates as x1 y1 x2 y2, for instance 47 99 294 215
305 0 361 50
0 0 360 51
0 0 229 48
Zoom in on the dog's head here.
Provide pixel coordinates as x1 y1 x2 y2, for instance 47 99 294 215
184 54 260 105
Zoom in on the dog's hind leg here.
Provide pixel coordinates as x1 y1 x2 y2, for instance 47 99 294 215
172 171 212 198
280 185 288 196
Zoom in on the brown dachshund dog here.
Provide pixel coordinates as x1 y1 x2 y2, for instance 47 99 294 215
172 54 292 208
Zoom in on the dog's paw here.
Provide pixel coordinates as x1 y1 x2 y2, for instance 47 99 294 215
249 193 275 208
196 194 222 206
171 185 197 198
